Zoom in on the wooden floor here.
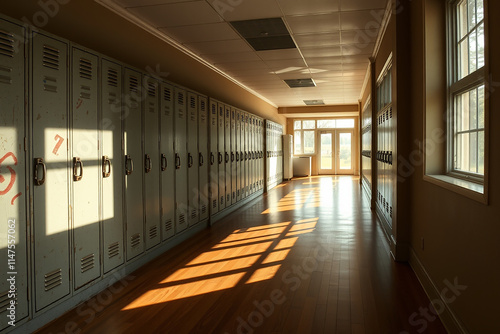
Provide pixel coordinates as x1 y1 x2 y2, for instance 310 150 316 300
38 176 447 334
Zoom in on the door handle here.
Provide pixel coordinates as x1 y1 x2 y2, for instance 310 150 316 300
161 153 167 171
125 154 134 175
34 158 46 186
102 155 111 178
188 153 193 168
144 154 152 173
73 157 83 181
199 152 204 166
175 153 181 169
218 152 223 164
210 152 215 165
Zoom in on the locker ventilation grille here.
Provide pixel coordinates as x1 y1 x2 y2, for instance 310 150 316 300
108 68 118 87
201 204 207 214
79 58 93 80
42 45 60 70
44 269 62 291
200 100 206 111
191 210 197 219
81 254 95 273
164 88 171 101
149 226 158 239
129 76 139 93
148 82 156 97
165 219 173 232
0 290 13 312
177 93 184 105
179 214 186 226
0 65 12 85
212 199 217 209
0 30 14 58
108 242 120 259
190 96 196 108
131 234 141 248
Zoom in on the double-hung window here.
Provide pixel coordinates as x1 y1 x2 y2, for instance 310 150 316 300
294 120 315 154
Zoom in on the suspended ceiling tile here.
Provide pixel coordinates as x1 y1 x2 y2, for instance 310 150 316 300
264 58 307 70
342 43 375 56
306 57 343 66
293 32 341 48
342 62 370 70
214 0 283 21
115 0 192 7
161 22 240 43
276 70 313 80
215 60 270 71
301 46 342 58
340 0 388 11
185 39 253 55
127 1 222 28
278 0 339 15
311 70 343 78
285 13 340 34
340 29 378 44
204 51 261 64
309 64 343 71
256 48 303 60
340 10 385 31
342 70 367 77
342 55 370 63
225 68 275 77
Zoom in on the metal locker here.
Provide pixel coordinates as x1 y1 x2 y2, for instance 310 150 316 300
71 47 101 289
224 105 231 207
32 32 71 310
160 82 175 240
123 68 144 260
231 107 237 204
143 75 161 249
198 96 209 221
244 113 250 197
240 111 246 200
174 87 188 232
209 99 219 215
0 18 29 328
235 109 241 202
187 92 199 226
100 59 124 273
259 120 263 189
251 116 256 194
218 103 225 210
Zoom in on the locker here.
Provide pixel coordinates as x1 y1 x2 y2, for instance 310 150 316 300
240 111 246 200
174 87 188 232
160 82 175 240
198 96 209 221
100 59 124 272
259 120 264 189
187 92 199 226
236 109 241 202
244 113 250 197
32 32 71 310
231 107 237 204
123 68 144 260
143 75 161 249
218 103 225 209
71 47 101 289
224 105 231 207
209 99 219 215
251 116 256 194
0 18 29 328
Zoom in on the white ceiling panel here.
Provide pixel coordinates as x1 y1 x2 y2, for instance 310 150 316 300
204 51 261 64
256 49 304 60
293 32 341 48
278 0 340 15
342 43 375 56
301 46 342 58
286 13 340 34
340 29 378 44
161 23 240 43
215 60 270 71
263 58 307 70
340 10 385 31
185 39 253 55
214 0 283 21
340 0 387 11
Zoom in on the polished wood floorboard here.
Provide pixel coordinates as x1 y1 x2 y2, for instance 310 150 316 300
37 176 447 334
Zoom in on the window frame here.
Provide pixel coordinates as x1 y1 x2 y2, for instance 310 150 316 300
293 120 316 155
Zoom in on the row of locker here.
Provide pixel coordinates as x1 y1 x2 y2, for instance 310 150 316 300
361 99 373 193
0 15 281 332
265 121 284 191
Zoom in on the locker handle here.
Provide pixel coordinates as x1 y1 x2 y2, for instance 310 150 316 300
102 156 111 178
161 154 167 171
34 158 46 186
125 155 134 175
236 152 239 162
188 153 193 168
231 152 235 162
210 153 215 165
175 153 181 169
218 152 223 164
389 152 393 165
145 154 152 173
199 153 204 167
73 157 83 181
225 152 229 163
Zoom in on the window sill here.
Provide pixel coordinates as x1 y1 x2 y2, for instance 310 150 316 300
423 174 487 204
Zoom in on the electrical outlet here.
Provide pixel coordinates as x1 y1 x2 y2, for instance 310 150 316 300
421 237 425 250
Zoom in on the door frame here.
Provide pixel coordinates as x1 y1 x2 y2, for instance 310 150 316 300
317 129 355 175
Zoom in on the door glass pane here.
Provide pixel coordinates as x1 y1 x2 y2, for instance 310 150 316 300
304 130 315 154
320 133 332 170
339 133 352 170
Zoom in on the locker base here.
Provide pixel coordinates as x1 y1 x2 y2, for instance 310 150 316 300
209 190 264 226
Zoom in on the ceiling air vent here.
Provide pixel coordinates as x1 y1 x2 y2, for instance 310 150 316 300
303 100 325 105
284 78 316 88
230 18 296 51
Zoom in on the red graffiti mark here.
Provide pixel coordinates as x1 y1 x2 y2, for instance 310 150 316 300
11 192 21 205
76 98 83 109
53 135 64 155
0 152 17 196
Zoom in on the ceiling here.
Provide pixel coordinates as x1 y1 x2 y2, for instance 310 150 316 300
97 0 389 108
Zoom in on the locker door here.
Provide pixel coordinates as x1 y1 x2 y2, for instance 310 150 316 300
218 103 225 210
209 100 219 215
259 120 263 189
245 114 250 197
101 59 124 273
198 96 209 221
71 47 100 289
240 111 246 200
251 116 256 194
231 108 237 204
187 92 199 226
123 68 144 260
0 19 29 328
224 105 231 207
143 76 161 249
235 110 241 202
32 32 71 310
160 82 175 240
174 88 188 232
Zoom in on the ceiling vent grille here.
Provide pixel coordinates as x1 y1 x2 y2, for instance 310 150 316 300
230 18 296 51
303 100 325 105
284 78 316 88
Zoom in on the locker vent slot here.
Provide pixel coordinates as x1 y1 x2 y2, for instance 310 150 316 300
164 87 171 101
131 233 141 248
107 68 118 87
0 290 12 312
177 92 184 105
80 85 91 99
390 206 393 218
201 204 207 215
149 226 158 240
200 100 206 110
148 82 156 97
191 209 197 219
42 45 60 70
179 214 186 226
190 96 196 108
79 58 93 80
212 199 217 209
81 254 95 273
149 102 155 113
165 219 173 232
129 76 139 93
0 30 14 58
43 76 58 93
108 92 117 104
108 242 120 259
0 65 12 85
44 269 62 291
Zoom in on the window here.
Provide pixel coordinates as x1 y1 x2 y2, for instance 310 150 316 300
449 0 486 181
317 119 355 129
293 120 315 154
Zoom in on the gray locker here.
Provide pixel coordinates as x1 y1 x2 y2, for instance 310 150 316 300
174 87 188 232
236 109 241 202
123 68 144 260
143 75 161 249
0 18 29 328
209 99 219 215
250 116 255 194
224 105 231 207
231 107 237 204
187 91 199 226
198 96 209 221
32 32 71 310
100 59 124 273
160 82 175 240
244 113 250 197
218 103 225 210
71 47 101 289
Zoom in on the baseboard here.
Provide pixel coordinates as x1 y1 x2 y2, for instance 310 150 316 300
409 248 469 334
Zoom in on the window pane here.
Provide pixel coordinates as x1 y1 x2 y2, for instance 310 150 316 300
468 30 477 74
454 132 468 171
478 23 485 68
303 131 315 154
468 0 476 32
459 0 468 39
478 130 484 174
336 119 355 128
477 0 484 22
339 133 352 170
478 85 485 128
469 131 478 173
317 119 336 128
302 120 315 129
320 133 332 169
458 38 469 79
294 131 302 154
469 87 477 130
294 120 301 130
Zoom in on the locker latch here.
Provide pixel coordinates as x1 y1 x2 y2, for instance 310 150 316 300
125 155 134 175
34 158 46 186
73 157 83 181
102 156 111 178
144 154 152 173
175 153 181 169
199 153 204 167
161 154 167 171
188 153 193 168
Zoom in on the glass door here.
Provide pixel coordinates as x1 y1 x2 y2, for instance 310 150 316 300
336 130 354 174
319 131 334 174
